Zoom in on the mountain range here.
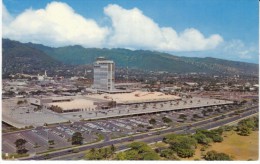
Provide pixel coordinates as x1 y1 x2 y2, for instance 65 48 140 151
2 39 258 76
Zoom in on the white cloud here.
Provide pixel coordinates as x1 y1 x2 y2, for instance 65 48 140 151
2 4 13 24
222 40 257 59
2 2 109 47
104 4 223 51
3 2 223 51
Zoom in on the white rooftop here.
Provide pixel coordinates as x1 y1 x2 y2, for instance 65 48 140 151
87 91 181 104
47 99 96 110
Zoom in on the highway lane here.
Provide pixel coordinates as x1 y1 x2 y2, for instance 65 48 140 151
23 106 258 160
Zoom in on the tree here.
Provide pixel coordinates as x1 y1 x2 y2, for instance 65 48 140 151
179 114 187 120
195 129 223 143
143 151 160 160
115 152 126 160
204 150 232 160
160 149 174 158
162 117 172 123
238 125 251 136
193 133 211 145
103 147 109 159
149 118 156 125
192 114 199 118
211 135 223 142
17 100 24 105
123 142 160 160
202 110 207 116
177 148 195 158
90 148 96 154
164 134 197 158
236 117 258 136
14 138 28 154
48 140 55 145
71 132 84 145
110 144 116 153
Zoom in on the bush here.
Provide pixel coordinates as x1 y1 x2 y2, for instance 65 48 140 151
238 126 251 136
223 125 234 131
193 133 211 145
160 149 174 158
211 135 223 142
121 142 160 160
177 148 195 158
178 114 187 120
115 152 126 160
17 100 24 105
204 150 232 160
195 129 223 143
164 134 197 158
236 117 258 136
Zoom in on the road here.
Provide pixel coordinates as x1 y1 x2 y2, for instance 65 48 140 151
22 106 258 160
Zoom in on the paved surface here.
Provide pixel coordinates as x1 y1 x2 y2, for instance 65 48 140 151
3 102 238 155
2 97 232 128
21 106 258 160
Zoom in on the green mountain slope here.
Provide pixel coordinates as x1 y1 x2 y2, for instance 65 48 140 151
2 39 63 75
2 39 258 76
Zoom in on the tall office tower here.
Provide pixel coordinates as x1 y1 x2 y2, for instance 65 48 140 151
93 57 115 91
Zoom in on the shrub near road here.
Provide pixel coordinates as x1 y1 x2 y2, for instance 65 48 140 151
195 128 224 143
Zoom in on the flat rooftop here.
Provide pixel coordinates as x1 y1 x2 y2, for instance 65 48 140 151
87 91 181 104
2 97 233 128
47 99 96 111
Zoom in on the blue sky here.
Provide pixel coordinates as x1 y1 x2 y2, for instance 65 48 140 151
2 0 259 63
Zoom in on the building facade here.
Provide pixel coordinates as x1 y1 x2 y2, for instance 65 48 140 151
93 57 115 91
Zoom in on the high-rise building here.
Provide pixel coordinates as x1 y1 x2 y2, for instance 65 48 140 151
93 57 115 91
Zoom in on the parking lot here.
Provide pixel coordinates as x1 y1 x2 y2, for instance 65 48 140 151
2 102 240 155
2 97 233 128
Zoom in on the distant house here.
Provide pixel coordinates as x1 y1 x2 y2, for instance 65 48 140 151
184 82 198 86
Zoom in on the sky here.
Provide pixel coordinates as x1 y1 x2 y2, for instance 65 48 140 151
2 0 259 63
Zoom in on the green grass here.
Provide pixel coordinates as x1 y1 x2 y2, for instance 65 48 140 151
180 130 259 161
97 133 104 141
207 130 259 160
2 153 29 160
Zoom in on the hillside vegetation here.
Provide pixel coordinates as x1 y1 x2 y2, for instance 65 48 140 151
2 39 259 76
